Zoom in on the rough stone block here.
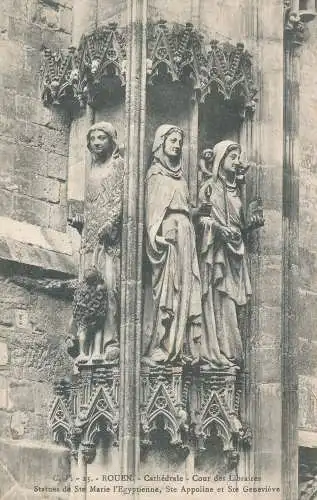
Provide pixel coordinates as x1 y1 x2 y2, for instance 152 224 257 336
8 17 42 50
59 182 67 207
58 5 73 34
14 121 41 148
0 216 73 255
8 380 35 412
49 204 67 232
298 339 317 379
298 289 317 343
0 305 14 328
0 438 71 490
0 41 25 78
4 237 76 275
300 247 317 293
0 342 8 366
47 153 67 181
3 0 28 19
10 411 29 439
0 12 9 38
0 443 16 495
41 26 71 51
31 175 60 204
29 1 59 29
0 189 13 218
13 194 50 227
38 126 69 156
32 381 53 415
0 88 15 118
0 139 15 185
0 375 8 409
14 144 47 177
15 95 41 124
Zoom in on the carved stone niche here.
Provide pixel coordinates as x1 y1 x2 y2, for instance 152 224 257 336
40 21 257 116
140 365 191 461
140 365 251 469
191 368 251 473
49 365 119 464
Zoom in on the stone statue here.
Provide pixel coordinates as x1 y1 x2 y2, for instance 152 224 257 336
144 124 202 366
197 140 263 369
68 122 124 364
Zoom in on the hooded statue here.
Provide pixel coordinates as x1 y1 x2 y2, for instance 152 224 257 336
144 124 202 365
69 121 124 364
198 140 252 369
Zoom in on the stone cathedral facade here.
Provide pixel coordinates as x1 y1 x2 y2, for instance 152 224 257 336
0 0 317 499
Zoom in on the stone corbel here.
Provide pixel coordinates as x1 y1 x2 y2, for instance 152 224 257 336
192 368 250 471
284 0 316 46
9 275 78 299
140 365 191 459
49 367 120 464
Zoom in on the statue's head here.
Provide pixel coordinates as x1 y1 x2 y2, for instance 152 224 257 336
201 148 214 163
212 140 241 182
87 121 119 162
152 124 184 170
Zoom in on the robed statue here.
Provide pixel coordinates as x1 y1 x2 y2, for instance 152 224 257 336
197 140 264 369
144 124 202 366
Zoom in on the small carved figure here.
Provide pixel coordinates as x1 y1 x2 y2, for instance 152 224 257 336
197 140 264 369
144 124 202 366
69 122 124 364
199 148 214 180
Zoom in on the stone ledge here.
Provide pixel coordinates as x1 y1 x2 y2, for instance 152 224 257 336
299 430 317 448
0 438 70 493
0 217 77 276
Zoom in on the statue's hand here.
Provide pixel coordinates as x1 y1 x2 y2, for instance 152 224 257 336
217 225 234 243
156 236 168 247
67 214 84 234
246 198 265 231
164 228 177 244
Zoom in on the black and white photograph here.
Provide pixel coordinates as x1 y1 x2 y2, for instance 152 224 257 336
0 0 315 498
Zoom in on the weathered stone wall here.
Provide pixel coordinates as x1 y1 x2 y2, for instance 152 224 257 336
0 1 75 498
298 19 317 440
1 0 72 231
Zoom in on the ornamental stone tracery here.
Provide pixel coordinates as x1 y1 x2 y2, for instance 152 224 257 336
41 20 257 114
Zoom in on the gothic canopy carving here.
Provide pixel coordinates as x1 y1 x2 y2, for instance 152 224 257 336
41 21 257 114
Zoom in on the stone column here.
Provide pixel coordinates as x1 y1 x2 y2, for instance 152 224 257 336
119 0 148 479
282 9 301 500
240 1 284 496
283 3 316 498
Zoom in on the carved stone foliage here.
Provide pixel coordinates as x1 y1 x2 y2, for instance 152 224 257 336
41 23 127 108
49 366 119 463
140 365 250 466
41 21 257 114
284 1 316 46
